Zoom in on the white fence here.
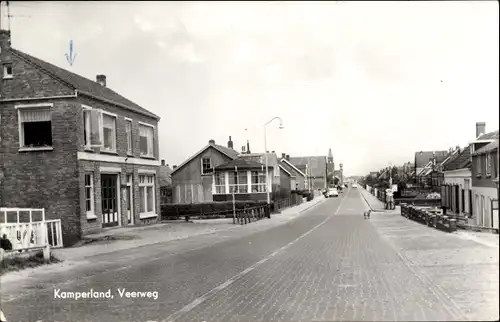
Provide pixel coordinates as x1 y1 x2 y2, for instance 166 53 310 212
0 207 63 251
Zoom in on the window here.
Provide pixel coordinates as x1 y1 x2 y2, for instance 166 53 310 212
3 63 13 79
201 158 212 175
476 156 482 175
486 154 491 176
102 113 116 152
139 123 154 157
139 174 156 217
126 119 133 155
274 165 280 177
251 171 267 192
18 107 53 148
228 171 248 194
83 107 103 148
214 172 226 194
85 173 95 218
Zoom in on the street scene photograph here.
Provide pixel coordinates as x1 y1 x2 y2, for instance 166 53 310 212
0 1 498 321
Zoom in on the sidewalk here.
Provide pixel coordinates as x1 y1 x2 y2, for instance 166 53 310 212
358 186 387 211
53 196 326 261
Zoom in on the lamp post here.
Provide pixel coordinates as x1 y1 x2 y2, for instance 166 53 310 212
264 117 284 207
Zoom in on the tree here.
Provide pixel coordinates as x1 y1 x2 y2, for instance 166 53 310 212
333 177 340 185
327 172 335 185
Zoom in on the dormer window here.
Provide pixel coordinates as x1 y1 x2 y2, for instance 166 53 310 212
3 63 13 79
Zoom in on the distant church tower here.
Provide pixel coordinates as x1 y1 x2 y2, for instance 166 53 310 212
327 148 335 174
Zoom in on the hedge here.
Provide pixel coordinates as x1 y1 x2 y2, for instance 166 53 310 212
161 200 268 220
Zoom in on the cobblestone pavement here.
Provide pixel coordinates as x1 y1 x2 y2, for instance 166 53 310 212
1 188 498 321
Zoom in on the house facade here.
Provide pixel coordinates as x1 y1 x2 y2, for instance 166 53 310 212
280 155 306 190
471 128 499 229
289 155 327 190
0 30 161 246
211 158 279 202
414 150 448 181
171 137 239 203
442 145 473 218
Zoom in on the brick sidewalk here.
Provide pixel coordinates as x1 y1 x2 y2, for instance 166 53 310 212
370 210 499 321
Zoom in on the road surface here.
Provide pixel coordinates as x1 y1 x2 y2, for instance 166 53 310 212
1 188 498 321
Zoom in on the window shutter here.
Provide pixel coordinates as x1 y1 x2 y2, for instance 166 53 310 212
19 109 51 122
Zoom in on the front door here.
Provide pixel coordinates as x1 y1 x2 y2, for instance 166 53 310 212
101 174 119 228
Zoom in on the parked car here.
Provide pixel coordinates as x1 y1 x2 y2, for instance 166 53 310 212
352 184 358 188
327 188 339 198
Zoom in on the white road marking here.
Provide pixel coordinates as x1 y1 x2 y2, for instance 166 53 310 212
163 195 348 322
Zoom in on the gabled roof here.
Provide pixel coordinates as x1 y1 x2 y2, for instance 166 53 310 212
414 150 448 169
476 130 499 141
417 161 434 176
473 139 499 156
8 48 159 120
239 153 279 166
288 156 327 177
444 146 472 171
214 157 269 171
438 149 461 168
279 165 293 177
280 159 306 177
171 143 239 175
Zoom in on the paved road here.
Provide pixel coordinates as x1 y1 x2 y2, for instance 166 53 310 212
1 188 498 321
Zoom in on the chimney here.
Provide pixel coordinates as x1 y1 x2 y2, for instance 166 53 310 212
227 136 233 149
246 140 251 154
161 160 165 166
0 29 11 50
241 145 246 153
286 154 290 161
476 122 486 138
209 139 215 145
282 153 286 159
96 74 106 87
173 165 177 169
271 150 275 153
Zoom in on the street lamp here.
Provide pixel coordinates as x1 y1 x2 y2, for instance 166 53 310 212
264 117 284 207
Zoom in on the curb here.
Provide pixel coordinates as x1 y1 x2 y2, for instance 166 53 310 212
359 189 386 213
298 198 326 214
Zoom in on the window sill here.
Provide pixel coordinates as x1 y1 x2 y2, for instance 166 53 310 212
86 213 97 220
100 150 118 155
19 147 53 152
486 174 492 178
84 147 95 152
127 153 134 157
139 213 158 219
140 155 156 160
3 75 13 80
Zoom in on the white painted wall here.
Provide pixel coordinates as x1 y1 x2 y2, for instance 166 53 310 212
471 186 497 228
443 168 472 215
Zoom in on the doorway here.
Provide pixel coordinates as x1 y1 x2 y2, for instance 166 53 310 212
101 174 119 228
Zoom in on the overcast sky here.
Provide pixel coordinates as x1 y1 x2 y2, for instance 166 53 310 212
4 1 499 175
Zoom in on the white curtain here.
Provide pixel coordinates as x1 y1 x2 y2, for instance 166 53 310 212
19 109 51 122
139 125 154 155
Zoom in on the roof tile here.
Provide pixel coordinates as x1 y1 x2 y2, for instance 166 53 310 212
10 48 159 119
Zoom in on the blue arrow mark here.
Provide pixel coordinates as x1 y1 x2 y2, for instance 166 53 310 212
65 40 77 66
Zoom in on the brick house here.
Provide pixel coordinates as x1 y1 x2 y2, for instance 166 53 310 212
470 123 499 229
171 137 239 203
288 155 328 191
0 30 161 246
